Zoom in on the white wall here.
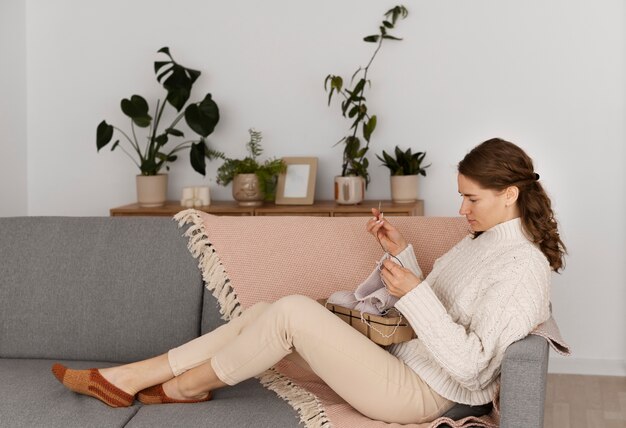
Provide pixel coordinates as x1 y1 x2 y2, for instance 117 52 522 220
21 0 626 375
0 0 27 216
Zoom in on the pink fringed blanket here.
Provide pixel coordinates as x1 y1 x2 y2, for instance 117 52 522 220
174 209 569 428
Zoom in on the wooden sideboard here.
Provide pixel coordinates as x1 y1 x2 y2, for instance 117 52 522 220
110 200 424 217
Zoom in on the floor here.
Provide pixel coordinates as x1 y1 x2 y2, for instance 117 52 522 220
544 374 626 428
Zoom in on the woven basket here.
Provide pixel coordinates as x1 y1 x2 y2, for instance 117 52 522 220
318 299 416 346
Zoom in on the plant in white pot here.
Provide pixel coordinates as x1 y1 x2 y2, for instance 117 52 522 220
96 47 223 207
377 146 430 203
216 129 286 207
324 5 408 204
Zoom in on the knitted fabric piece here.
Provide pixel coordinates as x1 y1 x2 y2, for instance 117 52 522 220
51 364 134 408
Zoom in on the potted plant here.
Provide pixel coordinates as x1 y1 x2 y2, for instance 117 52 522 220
377 146 430 203
96 47 222 207
324 5 408 205
216 129 286 206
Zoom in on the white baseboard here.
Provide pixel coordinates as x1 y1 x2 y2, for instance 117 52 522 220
548 356 626 376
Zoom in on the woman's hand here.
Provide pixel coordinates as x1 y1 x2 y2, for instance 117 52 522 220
380 259 421 298
366 208 408 256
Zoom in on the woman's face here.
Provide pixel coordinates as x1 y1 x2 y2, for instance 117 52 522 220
457 173 518 232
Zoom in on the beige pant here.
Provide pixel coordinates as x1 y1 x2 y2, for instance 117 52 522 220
168 295 453 424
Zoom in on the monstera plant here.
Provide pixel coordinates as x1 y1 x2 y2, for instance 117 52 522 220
96 47 223 178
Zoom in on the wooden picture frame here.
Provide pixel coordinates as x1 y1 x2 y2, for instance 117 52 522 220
275 157 318 205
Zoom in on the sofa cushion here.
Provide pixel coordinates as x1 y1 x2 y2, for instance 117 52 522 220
0 217 203 362
126 378 300 428
0 359 140 428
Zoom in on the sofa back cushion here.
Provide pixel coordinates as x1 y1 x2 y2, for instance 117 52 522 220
0 217 203 363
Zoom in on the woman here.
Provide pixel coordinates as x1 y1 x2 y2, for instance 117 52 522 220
52 138 566 424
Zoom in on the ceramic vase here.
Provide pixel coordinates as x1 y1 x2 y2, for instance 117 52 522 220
390 174 419 203
136 174 168 207
232 173 264 207
334 176 365 205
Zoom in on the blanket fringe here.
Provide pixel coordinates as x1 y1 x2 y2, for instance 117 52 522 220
173 209 331 427
259 368 332 428
174 209 242 320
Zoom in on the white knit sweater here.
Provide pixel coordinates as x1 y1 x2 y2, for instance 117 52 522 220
388 217 551 406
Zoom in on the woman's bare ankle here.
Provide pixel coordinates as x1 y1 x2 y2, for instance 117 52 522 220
99 366 138 396
163 377 209 400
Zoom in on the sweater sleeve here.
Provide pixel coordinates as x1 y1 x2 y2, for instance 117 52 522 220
395 251 551 391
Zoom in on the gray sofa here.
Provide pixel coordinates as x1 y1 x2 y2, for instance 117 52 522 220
0 216 549 428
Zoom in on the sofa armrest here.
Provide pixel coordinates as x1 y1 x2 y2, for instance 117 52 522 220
499 334 549 428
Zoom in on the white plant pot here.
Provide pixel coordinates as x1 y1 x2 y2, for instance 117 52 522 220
232 173 264 207
390 174 419 203
334 176 365 205
136 174 168 207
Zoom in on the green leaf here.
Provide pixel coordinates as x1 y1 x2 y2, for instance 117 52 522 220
110 140 120 151
382 35 403 41
205 147 225 160
332 136 347 147
363 35 379 43
341 99 351 117
394 145 404 161
165 128 184 137
153 61 169 75
96 120 113 151
120 95 152 127
331 76 343 91
344 136 360 158
383 20 394 28
155 48 203 112
140 158 158 175
385 6 409 25
157 46 171 58
327 87 335 106
352 79 366 97
363 115 377 142
187 69 201 85
190 141 207 175
162 67 192 111
348 105 359 118
383 151 397 166
154 134 168 148
185 93 220 137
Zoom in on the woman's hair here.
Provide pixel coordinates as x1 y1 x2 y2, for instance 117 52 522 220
458 138 566 272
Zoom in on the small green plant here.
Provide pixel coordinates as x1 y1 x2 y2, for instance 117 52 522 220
216 129 286 200
96 47 223 176
377 146 430 176
324 5 408 187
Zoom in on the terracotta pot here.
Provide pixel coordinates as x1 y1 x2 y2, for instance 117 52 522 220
390 174 419 203
334 176 365 205
136 174 168 207
232 173 264 207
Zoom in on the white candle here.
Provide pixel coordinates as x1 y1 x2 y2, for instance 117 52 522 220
196 186 211 206
181 187 195 207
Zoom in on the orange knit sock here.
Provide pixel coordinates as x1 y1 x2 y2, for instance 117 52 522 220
137 384 211 405
51 363 134 408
